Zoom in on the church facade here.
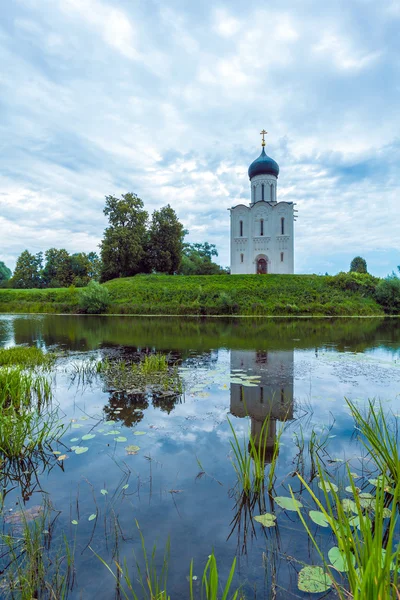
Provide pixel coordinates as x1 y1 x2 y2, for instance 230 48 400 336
230 132 295 274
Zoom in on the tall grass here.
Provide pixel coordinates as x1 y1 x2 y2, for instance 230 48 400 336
0 366 52 408
1 506 74 599
0 346 55 368
92 521 242 599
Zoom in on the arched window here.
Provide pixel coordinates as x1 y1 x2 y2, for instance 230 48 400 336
270 185 274 202
261 183 265 201
281 252 284 262
240 253 244 263
260 219 264 236
252 186 256 203
240 220 243 237
281 217 285 235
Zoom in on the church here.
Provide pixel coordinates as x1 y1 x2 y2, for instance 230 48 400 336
230 131 295 274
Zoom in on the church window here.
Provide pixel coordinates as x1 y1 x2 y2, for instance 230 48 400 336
261 184 265 201
260 219 264 236
240 253 244 263
270 185 274 202
281 217 285 235
240 220 243 237
252 186 256 203
281 252 284 262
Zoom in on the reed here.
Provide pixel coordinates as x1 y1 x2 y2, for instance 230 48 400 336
0 346 55 368
92 521 241 599
0 366 52 408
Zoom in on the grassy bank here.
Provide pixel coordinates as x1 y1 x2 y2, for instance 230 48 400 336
0 273 386 316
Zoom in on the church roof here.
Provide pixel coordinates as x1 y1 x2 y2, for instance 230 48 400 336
248 148 279 179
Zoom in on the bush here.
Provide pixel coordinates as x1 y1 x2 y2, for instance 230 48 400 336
350 256 367 273
329 272 378 295
79 281 111 314
375 274 400 313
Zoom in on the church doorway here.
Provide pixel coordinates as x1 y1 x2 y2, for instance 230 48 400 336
257 258 267 274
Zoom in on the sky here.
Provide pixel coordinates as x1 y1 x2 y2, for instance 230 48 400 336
0 0 399 276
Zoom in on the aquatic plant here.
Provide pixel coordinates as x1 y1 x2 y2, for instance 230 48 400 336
92 521 242 600
0 366 52 408
0 346 55 368
0 503 75 599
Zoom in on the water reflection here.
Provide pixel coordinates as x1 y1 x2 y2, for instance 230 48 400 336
230 350 294 463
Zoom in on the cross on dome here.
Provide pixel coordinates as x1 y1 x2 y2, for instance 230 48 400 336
260 129 268 147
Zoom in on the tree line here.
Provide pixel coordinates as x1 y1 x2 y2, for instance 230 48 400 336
0 193 226 288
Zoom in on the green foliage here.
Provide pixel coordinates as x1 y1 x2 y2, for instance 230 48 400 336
0 346 55 368
145 204 185 274
180 242 225 275
350 256 368 273
328 271 378 295
42 248 74 287
100 193 148 281
0 274 386 315
11 250 43 288
375 273 400 313
78 281 111 314
0 260 12 282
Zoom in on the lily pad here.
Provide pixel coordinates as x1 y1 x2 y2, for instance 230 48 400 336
126 445 140 454
70 437 79 442
342 499 358 514
114 436 127 442
318 480 338 493
74 446 89 454
309 510 330 528
100 489 108 495
82 433 96 440
254 513 276 527
328 546 355 572
298 566 331 593
105 420 116 425
345 486 360 494
122 484 129 490
134 431 146 436
104 430 120 436
72 423 83 429
274 496 303 511
88 513 97 521
71 520 78 525
57 454 68 461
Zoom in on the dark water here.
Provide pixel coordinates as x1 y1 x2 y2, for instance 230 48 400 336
1 315 400 598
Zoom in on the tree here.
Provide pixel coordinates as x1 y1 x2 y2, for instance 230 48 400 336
375 273 400 313
42 248 73 287
145 205 185 274
350 256 367 274
70 252 101 286
100 193 148 282
180 242 224 275
11 251 43 288
0 261 12 283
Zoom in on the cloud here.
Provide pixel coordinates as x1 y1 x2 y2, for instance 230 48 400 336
0 0 399 275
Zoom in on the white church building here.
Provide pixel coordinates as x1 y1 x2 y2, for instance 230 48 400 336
230 132 295 274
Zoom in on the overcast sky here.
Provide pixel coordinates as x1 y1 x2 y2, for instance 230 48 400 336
0 0 399 275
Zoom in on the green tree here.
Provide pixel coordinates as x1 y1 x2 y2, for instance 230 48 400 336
350 256 367 274
0 261 12 283
70 252 101 286
180 242 224 275
42 248 73 287
11 251 43 288
79 281 111 314
100 193 148 282
146 205 185 274
375 273 400 313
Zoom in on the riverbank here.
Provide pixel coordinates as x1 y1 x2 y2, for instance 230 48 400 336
0 273 385 316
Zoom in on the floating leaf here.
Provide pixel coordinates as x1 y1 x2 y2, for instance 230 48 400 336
298 566 331 593
104 430 120 436
254 513 276 527
74 446 88 454
274 496 303 511
72 423 83 429
88 513 97 521
114 436 127 442
359 492 374 509
345 486 360 494
382 508 392 518
70 438 79 442
100 489 108 496
122 484 129 490
105 420 115 425
52 450 61 455
82 433 96 440
318 480 338 493
309 510 330 528
71 446 78 451
328 546 355 572
58 454 68 461
80 416 89 420
71 520 78 525
342 499 358 514
134 431 146 436
126 445 140 454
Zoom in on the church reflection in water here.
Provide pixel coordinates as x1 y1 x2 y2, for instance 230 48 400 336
230 349 294 463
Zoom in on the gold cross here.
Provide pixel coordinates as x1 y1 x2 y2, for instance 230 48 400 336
260 129 268 147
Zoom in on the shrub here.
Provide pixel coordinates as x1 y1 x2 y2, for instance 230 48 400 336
349 256 367 273
79 281 111 314
329 272 378 295
375 274 400 313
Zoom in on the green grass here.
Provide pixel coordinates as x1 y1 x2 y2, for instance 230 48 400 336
0 346 55 368
0 273 386 315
